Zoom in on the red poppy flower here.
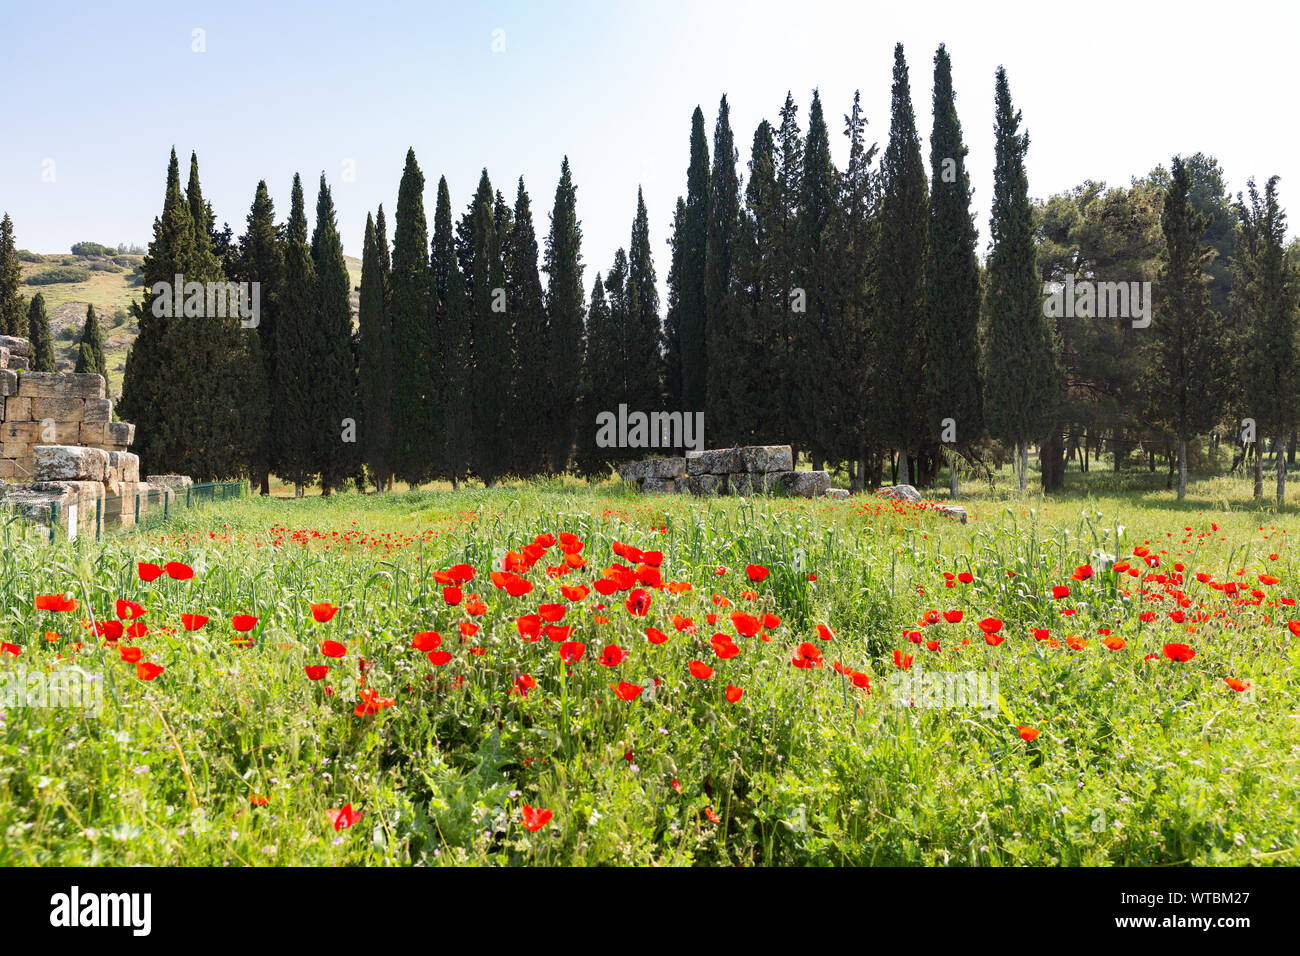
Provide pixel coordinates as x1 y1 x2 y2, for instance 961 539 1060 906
515 673 536 695
95 620 124 642
310 602 338 623
1224 677 1251 692
137 562 164 582
613 681 643 701
544 624 574 643
521 805 552 832
710 634 741 659
135 661 164 681
560 585 589 602
538 603 565 623
428 650 453 666
1103 635 1125 650
1017 726 1040 742
597 644 626 667
746 564 770 583
180 613 208 631
115 599 146 620
305 664 329 680
816 623 836 641
762 613 782 630
893 649 913 670
125 622 148 639
515 615 542 641
1072 564 1093 581
689 660 714 679
705 806 721 823
984 632 1005 646
114 644 139 663
1051 585 1070 600
559 641 586 663
791 642 823 669
730 612 761 637
411 631 441 652
625 588 652 616
977 617 1003 634
459 621 479 638
942 609 963 623
1163 642 1196 662
957 572 973 584
725 685 744 703
646 626 669 645
0 642 19 658
321 640 347 658
35 594 77 613
327 803 363 831
164 561 194 581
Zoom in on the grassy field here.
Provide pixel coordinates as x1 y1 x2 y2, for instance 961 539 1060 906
1 468 1297 866
17 250 362 398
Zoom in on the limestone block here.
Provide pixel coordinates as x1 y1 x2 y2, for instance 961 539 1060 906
3 396 31 420
3 420 79 443
0 335 31 357
686 448 742 475
31 397 86 421
774 471 831 497
737 445 793 473
33 445 110 482
83 398 112 422
685 473 727 495
15 372 105 400
0 369 16 397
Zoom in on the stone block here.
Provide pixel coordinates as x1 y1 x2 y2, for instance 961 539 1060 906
641 476 685 494
108 451 140 483
106 421 134 447
685 473 727 496
8 355 27 371
15 372 105 400
686 448 742 475
728 472 783 495
824 488 850 500
147 474 192 491
3 396 31 420
737 445 793 473
0 369 16 397
775 470 831 497
83 398 112 422
30 397 86 421
877 484 922 501
33 445 110 482
2 420 79 444
0 335 31 357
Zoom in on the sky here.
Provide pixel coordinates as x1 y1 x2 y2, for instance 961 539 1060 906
2 0 1297 304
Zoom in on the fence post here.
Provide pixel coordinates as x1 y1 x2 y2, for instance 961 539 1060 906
135 493 140 526
164 492 169 521
49 502 56 544
186 486 191 509
96 498 102 542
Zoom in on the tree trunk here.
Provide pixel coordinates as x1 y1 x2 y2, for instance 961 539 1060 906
949 448 959 497
898 451 910 487
1177 438 1187 499
1254 441 1264 499
294 482 304 499
1016 443 1028 493
1277 433 1287 508
812 454 824 473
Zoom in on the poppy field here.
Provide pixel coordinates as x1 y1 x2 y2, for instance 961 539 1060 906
2 483 1298 866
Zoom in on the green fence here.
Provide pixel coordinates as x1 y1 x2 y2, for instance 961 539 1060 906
3 480 248 543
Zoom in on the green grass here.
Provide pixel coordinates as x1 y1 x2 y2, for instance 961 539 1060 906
1 472 1297 866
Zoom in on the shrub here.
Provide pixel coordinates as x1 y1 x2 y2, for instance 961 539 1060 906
26 266 92 285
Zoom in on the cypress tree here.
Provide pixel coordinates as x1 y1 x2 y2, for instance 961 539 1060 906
981 67 1061 492
663 197 687 414
468 170 510 485
389 149 432 487
432 178 471 488
234 181 283 494
121 149 193 476
541 158 585 474
1145 155 1231 499
273 174 318 495
627 187 662 413
575 273 613 475
679 107 711 412
923 44 983 495
27 294 55 372
504 177 548 477
1234 175 1298 505
872 45 929 486
74 304 106 376
358 212 392 492
794 89 836 468
705 97 741 443
773 94 804 447
0 214 24 338
310 175 359 495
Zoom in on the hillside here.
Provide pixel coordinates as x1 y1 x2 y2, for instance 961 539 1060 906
17 248 363 398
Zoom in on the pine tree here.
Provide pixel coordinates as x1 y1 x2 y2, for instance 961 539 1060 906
273 174 318 495
1234 175 1298 505
575 274 612 475
981 67 1062 492
627 187 662 413
73 304 106 376
234 181 283 494
504 177 548 477
705 96 741 443
793 89 837 468
541 158 585 474
310 176 359 494
1145 155 1231 499
0 214 25 338
923 44 983 495
358 212 392 492
120 150 186 473
27 294 55 372
432 178 471 488
389 149 432 487
679 107 711 412
468 170 510 485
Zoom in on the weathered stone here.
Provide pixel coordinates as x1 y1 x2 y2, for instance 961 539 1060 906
824 487 850 499
30 397 86 421
0 369 16 397
641 476 683 494
15 371 105 400
738 445 793 473
3 420 79 443
147 474 192 491
877 484 922 501
934 504 968 524
4 396 30 420
83 397 113 423
108 451 140 483
686 473 727 495
686 448 742 475
728 472 784 495
8 355 27 371
617 456 688 482
775 470 831 497
33 445 110 482
106 421 134 447
0 348 8 370
0 335 30 357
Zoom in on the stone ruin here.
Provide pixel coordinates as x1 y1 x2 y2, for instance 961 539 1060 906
0 334 191 535
618 443 968 522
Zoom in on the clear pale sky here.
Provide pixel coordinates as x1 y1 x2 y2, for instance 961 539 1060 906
2 0 1295 301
